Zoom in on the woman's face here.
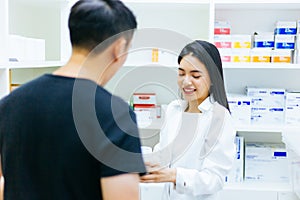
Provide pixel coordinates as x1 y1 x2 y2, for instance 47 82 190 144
177 54 211 104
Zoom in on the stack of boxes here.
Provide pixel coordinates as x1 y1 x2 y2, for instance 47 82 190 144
272 21 297 63
214 20 300 63
131 93 157 128
228 89 300 126
246 87 285 125
252 33 274 63
214 21 232 63
214 21 252 63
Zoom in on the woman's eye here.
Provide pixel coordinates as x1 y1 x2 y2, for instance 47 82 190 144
193 75 201 79
178 73 185 76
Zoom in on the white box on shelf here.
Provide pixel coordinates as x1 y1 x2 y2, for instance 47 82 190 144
214 35 232 49
275 35 295 50
231 34 252 49
218 48 232 63
8 34 45 62
133 93 156 106
285 92 300 125
271 49 292 63
275 21 297 35
214 21 231 35
227 94 251 125
253 34 275 49
225 136 244 183
250 48 272 63
251 107 284 125
246 87 285 107
231 49 250 63
246 87 286 108
245 142 289 183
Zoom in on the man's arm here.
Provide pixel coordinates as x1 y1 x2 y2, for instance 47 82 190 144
101 173 140 200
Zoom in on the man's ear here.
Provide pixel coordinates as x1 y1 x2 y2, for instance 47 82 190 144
112 37 127 62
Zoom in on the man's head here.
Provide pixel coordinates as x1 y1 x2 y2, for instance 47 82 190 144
68 0 137 54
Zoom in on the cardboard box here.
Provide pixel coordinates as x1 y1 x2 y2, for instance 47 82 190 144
245 143 289 183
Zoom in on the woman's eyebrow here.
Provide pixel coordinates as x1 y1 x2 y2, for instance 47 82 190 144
178 67 203 73
190 69 202 73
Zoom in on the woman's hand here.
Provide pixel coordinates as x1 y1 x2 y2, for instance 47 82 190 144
140 163 177 184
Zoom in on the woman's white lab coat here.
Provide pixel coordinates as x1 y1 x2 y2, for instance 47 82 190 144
155 98 236 200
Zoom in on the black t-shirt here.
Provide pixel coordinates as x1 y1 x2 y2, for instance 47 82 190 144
0 74 146 200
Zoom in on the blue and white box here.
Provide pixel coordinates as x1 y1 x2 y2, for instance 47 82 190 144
275 35 295 49
274 21 297 35
285 92 300 124
246 87 285 124
245 143 289 183
246 87 285 107
225 136 244 183
253 34 275 49
228 94 251 125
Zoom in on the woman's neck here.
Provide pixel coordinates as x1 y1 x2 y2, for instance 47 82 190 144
185 100 201 113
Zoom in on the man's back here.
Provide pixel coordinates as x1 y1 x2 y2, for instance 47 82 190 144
0 74 145 199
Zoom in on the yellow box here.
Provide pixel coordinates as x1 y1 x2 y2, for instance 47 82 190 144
232 42 251 49
232 49 250 62
271 50 292 63
232 55 250 62
251 49 271 63
231 35 252 49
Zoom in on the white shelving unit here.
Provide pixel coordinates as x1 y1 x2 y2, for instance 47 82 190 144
1 0 300 199
0 0 71 99
120 1 300 200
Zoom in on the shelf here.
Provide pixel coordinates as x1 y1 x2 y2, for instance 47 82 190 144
0 61 66 69
122 0 210 4
235 124 284 132
223 63 300 69
215 0 300 9
123 62 300 70
224 182 292 192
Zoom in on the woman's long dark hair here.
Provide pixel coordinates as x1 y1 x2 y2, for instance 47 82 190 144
178 40 229 110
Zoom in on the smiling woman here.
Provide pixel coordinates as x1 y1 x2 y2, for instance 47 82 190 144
140 40 236 200
177 54 211 113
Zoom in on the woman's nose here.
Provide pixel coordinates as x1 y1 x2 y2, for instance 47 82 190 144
182 76 192 85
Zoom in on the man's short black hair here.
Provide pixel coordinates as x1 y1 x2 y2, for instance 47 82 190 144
68 0 137 53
